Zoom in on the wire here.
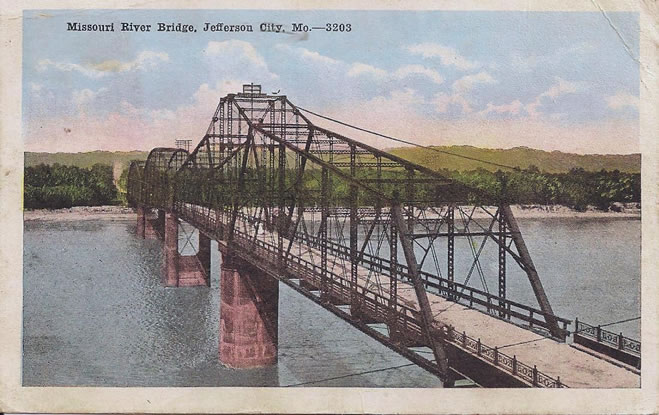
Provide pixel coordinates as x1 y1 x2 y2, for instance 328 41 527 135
296 106 523 172
281 316 640 386
596 315 641 329
495 315 641 351
283 362 415 387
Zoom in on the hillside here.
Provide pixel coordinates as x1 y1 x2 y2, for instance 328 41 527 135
25 151 149 169
24 146 641 174
387 146 640 174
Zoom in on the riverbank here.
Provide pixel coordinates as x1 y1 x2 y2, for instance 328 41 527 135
23 203 641 222
24 205 135 222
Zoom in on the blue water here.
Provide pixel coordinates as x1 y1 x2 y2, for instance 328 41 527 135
22 216 640 386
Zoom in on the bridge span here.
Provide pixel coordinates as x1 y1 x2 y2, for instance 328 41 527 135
127 84 640 388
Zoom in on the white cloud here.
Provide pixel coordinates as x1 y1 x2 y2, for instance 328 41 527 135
393 65 444 84
348 62 444 85
451 71 497 93
428 71 497 114
301 92 639 155
72 87 108 107
24 78 640 156
433 92 473 114
275 44 341 66
204 41 278 81
278 44 446 89
37 59 106 78
540 77 581 99
37 51 169 78
348 62 388 79
405 43 480 71
25 80 243 153
606 91 639 110
205 40 266 67
478 99 523 116
524 77 584 118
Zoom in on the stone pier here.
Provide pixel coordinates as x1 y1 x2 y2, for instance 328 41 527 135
136 206 146 238
219 254 279 368
144 209 161 239
163 212 210 287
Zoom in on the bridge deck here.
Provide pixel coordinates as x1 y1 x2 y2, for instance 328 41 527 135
293 243 640 388
184 205 639 388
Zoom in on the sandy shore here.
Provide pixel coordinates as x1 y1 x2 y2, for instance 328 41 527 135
23 204 640 222
504 204 640 219
24 206 136 222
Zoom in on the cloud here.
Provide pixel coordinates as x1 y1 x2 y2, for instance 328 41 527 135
24 78 639 156
348 62 388 79
37 59 106 78
25 80 240 153
275 44 341 66
204 41 278 81
278 44 446 90
37 51 169 78
540 77 582 99
451 71 497 93
428 71 497 115
478 99 523 117
205 40 267 67
348 62 444 85
90 51 169 72
405 43 480 71
524 77 584 118
302 92 638 155
606 91 639 110
433 92 473 114
393 65 444 84
72 87 108 107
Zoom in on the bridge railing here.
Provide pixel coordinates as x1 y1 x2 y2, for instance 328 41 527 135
444 326 565 388
574 319 641 357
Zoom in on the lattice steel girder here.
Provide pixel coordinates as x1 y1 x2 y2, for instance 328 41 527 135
129 87 569 362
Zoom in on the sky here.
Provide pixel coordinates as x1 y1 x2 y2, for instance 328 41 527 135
23 9 640 154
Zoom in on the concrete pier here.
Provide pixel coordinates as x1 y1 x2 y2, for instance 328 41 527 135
144 210 160 239
219 255 278 368
163 212 210 287
136 206 145 238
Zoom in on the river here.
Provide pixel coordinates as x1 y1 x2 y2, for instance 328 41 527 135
22 216 640 387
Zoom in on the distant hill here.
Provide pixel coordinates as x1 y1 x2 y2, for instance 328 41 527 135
387 145 640 174
25 151 149 169
24 146 641 174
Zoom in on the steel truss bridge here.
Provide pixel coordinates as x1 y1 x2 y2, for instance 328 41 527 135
127 84 640 388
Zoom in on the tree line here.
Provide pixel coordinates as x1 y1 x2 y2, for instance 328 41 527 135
450 166 640 211
26 162 640 211
24 163 118 209
173 164 640 212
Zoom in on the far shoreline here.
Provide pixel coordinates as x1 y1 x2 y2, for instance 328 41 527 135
23 204 641 222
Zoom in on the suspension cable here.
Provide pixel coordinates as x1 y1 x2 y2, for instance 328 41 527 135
296 106 523 172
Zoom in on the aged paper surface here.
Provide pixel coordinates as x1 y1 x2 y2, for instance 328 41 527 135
0 0 657 413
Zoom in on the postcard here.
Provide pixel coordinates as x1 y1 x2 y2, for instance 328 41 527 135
0 0 657 413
